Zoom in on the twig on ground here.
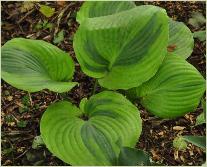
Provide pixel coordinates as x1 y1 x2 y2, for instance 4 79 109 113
17 9 35 24
15 147 31 160
28 92 33 107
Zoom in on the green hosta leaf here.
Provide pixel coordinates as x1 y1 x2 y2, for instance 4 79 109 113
1 38 77 93
168 19 194 59
182 136 206 150
128 54 205 118
39 4 55 18
76 1 136 24
173 137 187 151
118 147 151 166
193 30 206 42
74 4 169 90
40 91 142 165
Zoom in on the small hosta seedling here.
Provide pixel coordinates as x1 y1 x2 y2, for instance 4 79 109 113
173 137 188 151
32 136 45 149
39 4 55 18
17 120 28 128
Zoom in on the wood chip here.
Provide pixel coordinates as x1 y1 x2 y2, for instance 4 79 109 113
158 131 164 136
57 1 66 6
151 149 160 161
7 96 13 101
174 150 179 160
189 150 194 156
173 126 185 131
15 102 25 108
180 155 185 162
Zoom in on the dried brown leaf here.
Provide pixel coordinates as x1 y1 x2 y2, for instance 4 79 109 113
167 44 177 52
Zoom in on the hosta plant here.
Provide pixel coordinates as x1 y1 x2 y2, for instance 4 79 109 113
1 1 206 166
40 91 142 165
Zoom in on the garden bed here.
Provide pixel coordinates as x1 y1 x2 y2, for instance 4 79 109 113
1 1 206 166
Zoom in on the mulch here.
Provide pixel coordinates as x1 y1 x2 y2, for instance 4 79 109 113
1 1 206 166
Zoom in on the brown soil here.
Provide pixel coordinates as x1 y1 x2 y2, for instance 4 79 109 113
1 1 206 166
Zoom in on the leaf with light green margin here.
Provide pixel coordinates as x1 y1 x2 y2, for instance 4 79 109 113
40 91 142 165
182 136 206 150
39 4 55 18
168 19 194 59
76 1 136 24
127 53 206 118
118 147 151 166
74 4 169 90
1 38 77 93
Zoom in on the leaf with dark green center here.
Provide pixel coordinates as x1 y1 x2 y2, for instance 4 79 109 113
182 136 206 150
1 38 77 93
74 4 169 89
168 19 194 59
118 147 151 166
127 54 206 118
40 91 142 165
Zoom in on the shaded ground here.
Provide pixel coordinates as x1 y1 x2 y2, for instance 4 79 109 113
1 1 206 166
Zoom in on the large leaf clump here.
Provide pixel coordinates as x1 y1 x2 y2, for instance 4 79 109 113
40 91 142 165
1 38 77 93
127 54 205 118
74 2 169 89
